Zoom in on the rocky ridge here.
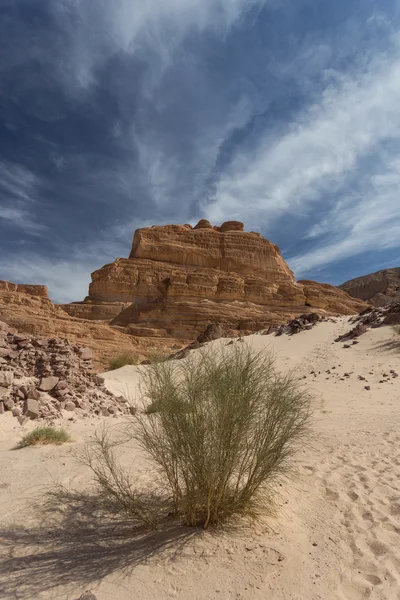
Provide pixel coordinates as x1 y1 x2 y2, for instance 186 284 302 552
339 267 400 307
62 220 367 340
0 320 133 421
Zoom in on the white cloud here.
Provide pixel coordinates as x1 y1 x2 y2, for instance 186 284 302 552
205 40 400 227
0 216 160 303
289 156 400 276
51 0 266 95
0 162 44 233
0 255 92 304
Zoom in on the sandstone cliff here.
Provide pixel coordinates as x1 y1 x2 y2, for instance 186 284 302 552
62 221 367 339
0 282 180 368
339 268 400 307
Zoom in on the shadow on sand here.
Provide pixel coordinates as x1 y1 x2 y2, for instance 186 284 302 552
371 337 400 355
0 488 199 599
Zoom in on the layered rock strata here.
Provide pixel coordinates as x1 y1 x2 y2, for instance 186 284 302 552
62 221 367 339
0 283 180 368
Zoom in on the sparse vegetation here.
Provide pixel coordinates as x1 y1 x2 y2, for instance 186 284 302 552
109 353 138 370
81 345 312 529
18 427 72 448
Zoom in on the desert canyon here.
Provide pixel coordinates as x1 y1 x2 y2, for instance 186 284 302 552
1 220 366 367
1 220 399 600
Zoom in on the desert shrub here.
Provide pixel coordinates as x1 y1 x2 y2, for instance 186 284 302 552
109 353 138 371
136 345 312 528
18 426 71 448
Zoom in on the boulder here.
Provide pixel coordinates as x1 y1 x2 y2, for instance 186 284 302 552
0 371 14 386
383 313 400 325
24 398 40 419
197 323 224 344
79 347 93 361
39 376 59 392
75 592 97 600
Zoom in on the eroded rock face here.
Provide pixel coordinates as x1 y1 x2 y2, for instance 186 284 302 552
62 221 367 340
299 280 367 314
339 268 400 307
0 283 179 368
0 280 48 298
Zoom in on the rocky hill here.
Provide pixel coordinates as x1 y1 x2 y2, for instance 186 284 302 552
62 220 366 338
339 267 400 307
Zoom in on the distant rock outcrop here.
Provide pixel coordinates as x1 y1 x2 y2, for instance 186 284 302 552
62 221 367 339
339 268 400 307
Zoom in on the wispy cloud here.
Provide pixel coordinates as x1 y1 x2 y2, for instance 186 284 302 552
0 162 44 233
289 155 400 276
206 39 400 224
46 0 268 96
0 255 92 304
1 1 400 301
202 31 400 275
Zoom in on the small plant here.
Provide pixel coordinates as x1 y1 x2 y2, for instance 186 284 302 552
109 353 138 371
18 427 71 448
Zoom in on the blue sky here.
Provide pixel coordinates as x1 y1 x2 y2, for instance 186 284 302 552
1 0 400 302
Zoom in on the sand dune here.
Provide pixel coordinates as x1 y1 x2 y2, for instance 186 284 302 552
1 318 400 600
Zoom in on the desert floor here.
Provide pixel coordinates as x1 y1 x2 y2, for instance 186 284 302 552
1 317 400 600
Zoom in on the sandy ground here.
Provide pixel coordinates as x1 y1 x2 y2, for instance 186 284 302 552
1 317 400 600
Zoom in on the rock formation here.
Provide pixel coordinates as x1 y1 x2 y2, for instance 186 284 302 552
62 221 367 339
0 282 180 368
339 268 400 307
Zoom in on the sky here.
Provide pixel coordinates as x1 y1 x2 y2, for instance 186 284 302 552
1 0 400 302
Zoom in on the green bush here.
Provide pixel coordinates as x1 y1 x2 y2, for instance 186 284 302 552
136 345 312 528
79 345 312 529
18 427 71 448
109 353 138 371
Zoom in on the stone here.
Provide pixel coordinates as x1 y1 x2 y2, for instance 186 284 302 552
56 380 69 390
0 401 4 414
383 312 400 325
75 592 98 600
79 347 93 361
24 398 40 419
0 371 13 386
27 388 41 400
197 323 224 344
0 386 8 398
64 401 76 411
39 376 59 392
